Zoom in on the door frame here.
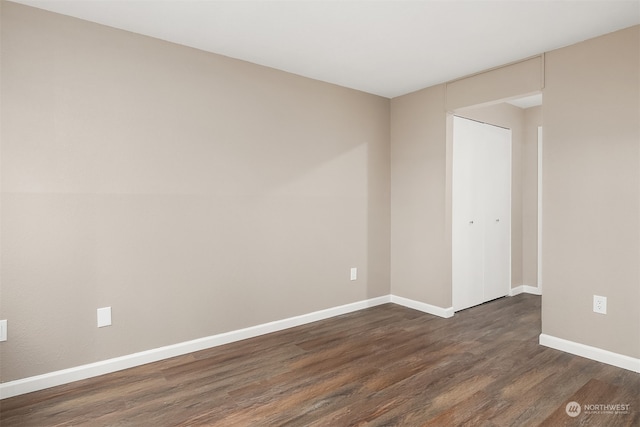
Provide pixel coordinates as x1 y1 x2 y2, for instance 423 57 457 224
537 126 543 292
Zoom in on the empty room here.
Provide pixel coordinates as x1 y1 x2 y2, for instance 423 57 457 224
1 0 639 425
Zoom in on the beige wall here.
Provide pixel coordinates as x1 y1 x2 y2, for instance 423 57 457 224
542 26 639 358
445 56 543 111
0 3 390 382
523 106 542 288
390 85 450 307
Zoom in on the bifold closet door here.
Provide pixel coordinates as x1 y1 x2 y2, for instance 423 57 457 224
452 117 486 311
453 116 511 312
481 122 511 302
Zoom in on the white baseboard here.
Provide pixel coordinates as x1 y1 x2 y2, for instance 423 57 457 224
390 295 454 318
539 334 640 373
0 295 391 400
509 285 542 296
16 293 637 400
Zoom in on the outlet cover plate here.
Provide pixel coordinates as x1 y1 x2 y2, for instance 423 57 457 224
0 319 7 342
593 295 607 315
350 267 357 281
97 307 112 327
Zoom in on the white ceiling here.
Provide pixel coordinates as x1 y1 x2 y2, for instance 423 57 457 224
10 0 640 98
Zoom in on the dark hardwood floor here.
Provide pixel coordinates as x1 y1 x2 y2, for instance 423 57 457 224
1 294 638 426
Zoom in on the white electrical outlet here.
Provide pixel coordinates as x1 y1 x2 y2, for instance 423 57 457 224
0 319 7 342
97 307 112 327
593 295 607 315
350 267 357 281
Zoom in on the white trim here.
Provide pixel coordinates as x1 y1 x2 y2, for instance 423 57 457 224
14 293 638 402
508 286 522 296
537 126 543 291
390 295 454 318
508 285 542 296
539 334 640 373
0 296 390 399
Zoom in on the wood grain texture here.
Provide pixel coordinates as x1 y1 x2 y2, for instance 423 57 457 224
1 295 638 426
541 378 639 427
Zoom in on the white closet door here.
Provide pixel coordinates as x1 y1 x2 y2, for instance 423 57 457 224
452 117 485 311
453 116 511 311
482 123 511 302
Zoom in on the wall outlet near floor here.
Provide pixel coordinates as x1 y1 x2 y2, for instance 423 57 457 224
593 295 607 315
350 267 357 281
97 307 112 327
0 319 7 342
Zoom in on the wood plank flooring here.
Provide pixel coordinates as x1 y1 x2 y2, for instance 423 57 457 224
1 294 639 426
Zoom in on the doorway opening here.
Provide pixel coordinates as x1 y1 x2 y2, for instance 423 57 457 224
449 94 543 312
